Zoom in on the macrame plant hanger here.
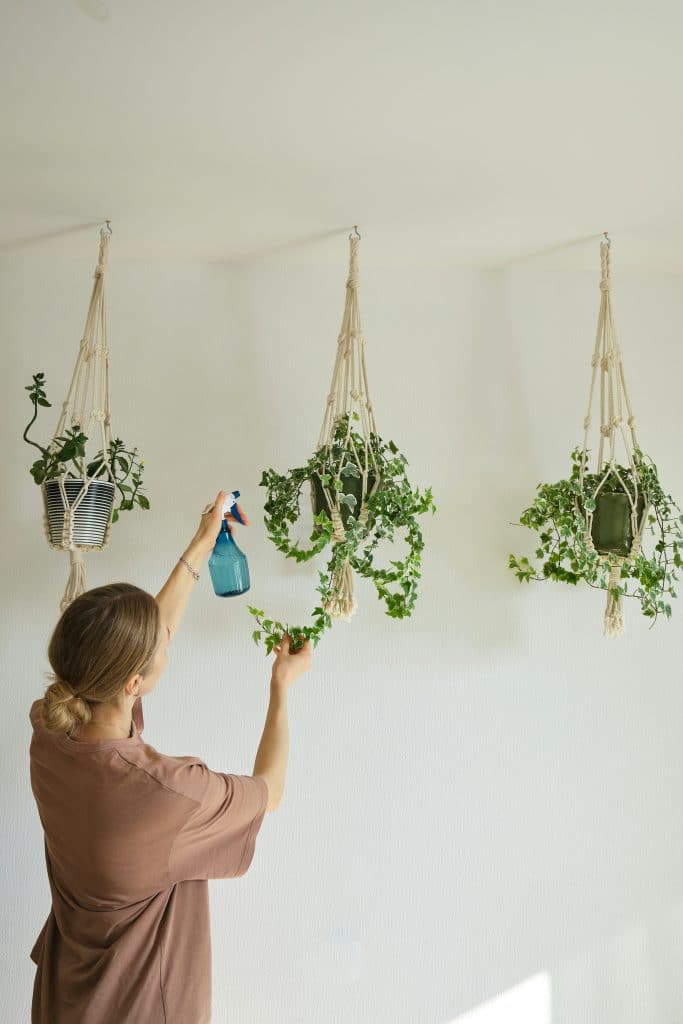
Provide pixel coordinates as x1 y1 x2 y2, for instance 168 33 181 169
579 235 647 636
314 228 380 620
44 223 114 611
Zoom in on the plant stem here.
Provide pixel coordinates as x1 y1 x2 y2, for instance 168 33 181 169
22 399 48 455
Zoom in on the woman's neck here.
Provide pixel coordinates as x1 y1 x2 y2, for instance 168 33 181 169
71 708 134 742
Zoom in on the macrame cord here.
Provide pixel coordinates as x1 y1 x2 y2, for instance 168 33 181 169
579 239 648 636
43 226 114 611
314 235 380 621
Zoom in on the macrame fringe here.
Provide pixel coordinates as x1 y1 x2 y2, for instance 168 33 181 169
60 548 87 612
322 510 358 621
603 559 625 637
322 558 358 622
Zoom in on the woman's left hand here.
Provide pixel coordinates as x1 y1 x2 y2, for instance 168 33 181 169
192 491 250 558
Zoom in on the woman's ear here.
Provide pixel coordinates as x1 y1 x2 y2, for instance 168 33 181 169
124 674 143 699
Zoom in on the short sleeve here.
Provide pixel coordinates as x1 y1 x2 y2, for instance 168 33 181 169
168 764 268 883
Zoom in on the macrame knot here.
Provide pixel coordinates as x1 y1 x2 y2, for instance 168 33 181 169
94 263 106 277
347 241 359 290
604 557 625 638
599 277 611 293
600 356 610 371
350 388 361 401
330 510 346 543
628 415 636 428
327 394 335 406
583 415 591 429
600 424 612 437
92 410 106 423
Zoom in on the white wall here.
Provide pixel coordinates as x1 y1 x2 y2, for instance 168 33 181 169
1 243 682 1023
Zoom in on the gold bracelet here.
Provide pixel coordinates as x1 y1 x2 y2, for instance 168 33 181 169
179 556 200 581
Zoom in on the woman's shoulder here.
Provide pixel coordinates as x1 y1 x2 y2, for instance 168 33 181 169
29 698 43 727
116 742 213 805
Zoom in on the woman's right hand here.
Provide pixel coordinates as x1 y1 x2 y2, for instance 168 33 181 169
192 490 250 559
271 635 312 692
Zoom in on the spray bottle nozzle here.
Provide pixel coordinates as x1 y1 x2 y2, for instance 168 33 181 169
222 490 245 525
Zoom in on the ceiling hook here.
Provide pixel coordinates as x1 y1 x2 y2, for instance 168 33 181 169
349 225 361 240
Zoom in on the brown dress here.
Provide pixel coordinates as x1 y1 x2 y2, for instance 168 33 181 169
29 697 268 1023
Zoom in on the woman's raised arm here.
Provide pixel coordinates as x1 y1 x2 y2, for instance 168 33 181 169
155 490 249 637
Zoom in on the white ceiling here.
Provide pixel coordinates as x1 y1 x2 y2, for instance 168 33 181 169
2 0 683 270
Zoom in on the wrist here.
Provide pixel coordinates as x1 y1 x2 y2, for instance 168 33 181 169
176 540 205 581
270 676 289 702
182 539 208 570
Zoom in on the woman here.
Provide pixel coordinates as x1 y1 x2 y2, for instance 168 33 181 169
29 491 311 1024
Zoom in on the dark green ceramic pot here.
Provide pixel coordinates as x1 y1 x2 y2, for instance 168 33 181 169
310 471 379 529
591 492 646 556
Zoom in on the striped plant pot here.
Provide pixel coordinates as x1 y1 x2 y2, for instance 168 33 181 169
43 479 116 548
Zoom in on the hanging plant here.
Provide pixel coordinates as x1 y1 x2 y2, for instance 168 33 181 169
509 237 683 633
249 232 435 653
509 448 682 626
24 225 149 610
23 372 149 523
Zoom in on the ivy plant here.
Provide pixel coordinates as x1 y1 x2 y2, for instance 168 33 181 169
249 414 435 652
509 447 683 624
23 372 149 523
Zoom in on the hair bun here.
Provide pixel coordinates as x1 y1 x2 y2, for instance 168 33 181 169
42 678 91 734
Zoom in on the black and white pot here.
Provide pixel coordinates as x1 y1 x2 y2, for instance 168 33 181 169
310 470 380 529
43 479 116 548
590 491 647 557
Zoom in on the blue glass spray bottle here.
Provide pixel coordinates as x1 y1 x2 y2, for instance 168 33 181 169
208 491 250 597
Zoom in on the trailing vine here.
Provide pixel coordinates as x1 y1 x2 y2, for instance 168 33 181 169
249 414 435 652
509 448 683 624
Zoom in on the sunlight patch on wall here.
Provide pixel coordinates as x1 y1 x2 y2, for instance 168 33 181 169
448 971 552 1024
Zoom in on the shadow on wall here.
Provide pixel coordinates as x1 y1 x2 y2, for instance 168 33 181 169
549 899 683 1024
447 898 683 1024
0 222 102 253
429 269 536 656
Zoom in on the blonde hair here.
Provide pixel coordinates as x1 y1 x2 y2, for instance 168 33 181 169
42 583 161 736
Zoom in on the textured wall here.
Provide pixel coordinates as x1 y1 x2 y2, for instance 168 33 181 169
1 245 682 1023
